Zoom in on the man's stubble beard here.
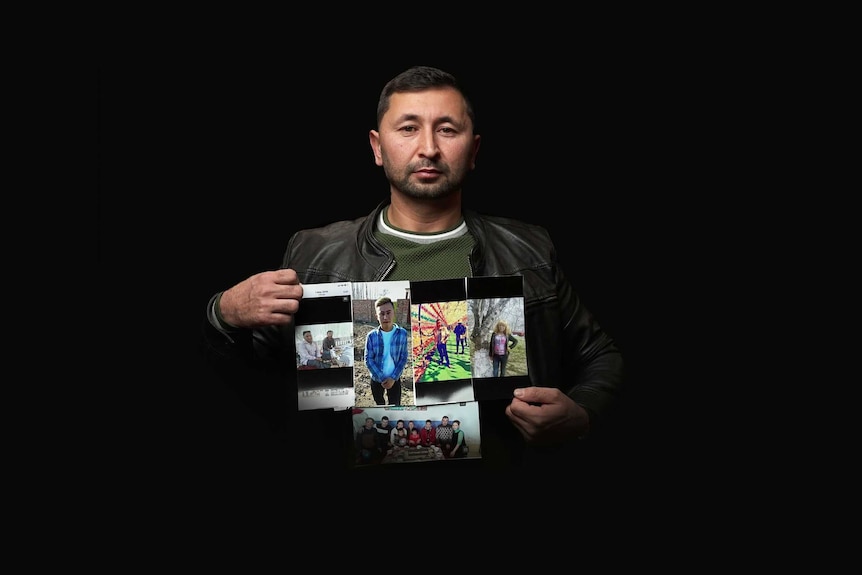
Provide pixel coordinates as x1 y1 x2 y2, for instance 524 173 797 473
382 157 466 200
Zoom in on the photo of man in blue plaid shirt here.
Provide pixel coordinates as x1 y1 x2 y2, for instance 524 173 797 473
364 296 409 406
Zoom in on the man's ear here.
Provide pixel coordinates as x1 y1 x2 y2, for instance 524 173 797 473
470 134 481 170
369 130 383 166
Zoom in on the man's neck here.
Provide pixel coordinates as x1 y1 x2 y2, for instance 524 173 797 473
387 191 462 233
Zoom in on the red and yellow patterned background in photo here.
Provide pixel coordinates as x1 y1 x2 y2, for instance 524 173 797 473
410 300 467 381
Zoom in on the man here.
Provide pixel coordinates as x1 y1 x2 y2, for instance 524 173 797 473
297 330 330 369
321 329 337 364
453 321 467 354
375 415 394 453
435 415 454 457
203 65 624 471
364 296 409 406
356 417 383 465
434 319 450 367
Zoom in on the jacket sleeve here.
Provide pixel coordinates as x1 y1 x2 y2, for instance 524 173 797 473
555 272 624 432
508 334 518 350
201 293 296 418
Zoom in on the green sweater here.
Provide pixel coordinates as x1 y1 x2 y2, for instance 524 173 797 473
374 208 475 281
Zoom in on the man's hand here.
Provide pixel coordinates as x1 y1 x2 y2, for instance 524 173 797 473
218 269 303 329
381 378 395 390
505 387 590 445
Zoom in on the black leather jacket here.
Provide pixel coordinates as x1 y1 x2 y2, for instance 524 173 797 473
203 201 623 468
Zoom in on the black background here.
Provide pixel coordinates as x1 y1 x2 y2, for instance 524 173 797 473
99 55 704 481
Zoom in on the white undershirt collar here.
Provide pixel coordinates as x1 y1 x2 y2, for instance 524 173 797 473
378 207 468 244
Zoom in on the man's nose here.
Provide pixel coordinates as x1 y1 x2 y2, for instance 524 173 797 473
418 131 440 157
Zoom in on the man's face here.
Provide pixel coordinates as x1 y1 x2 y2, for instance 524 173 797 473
303 332 313 342
376 302 395 331
372 87 479 200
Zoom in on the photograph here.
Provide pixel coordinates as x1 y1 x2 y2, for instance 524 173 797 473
294 282 355 411
466 276 531 400
352 402 481 467
410 278 475 406
108 59 658 481
351 280 415 407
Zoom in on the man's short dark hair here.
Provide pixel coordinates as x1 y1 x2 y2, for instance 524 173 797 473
375 296 395 311
376 66 476 131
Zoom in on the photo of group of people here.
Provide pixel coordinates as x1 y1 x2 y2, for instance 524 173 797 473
293 277 528 466
352 403 480 467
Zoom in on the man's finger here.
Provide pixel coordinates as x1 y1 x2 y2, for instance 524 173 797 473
272 268 301 285
513 386 558 404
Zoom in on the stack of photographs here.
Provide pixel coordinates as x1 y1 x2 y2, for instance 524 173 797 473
293 276 528 467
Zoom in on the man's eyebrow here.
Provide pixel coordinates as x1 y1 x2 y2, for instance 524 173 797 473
393 113 419 123
392 113 460 126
